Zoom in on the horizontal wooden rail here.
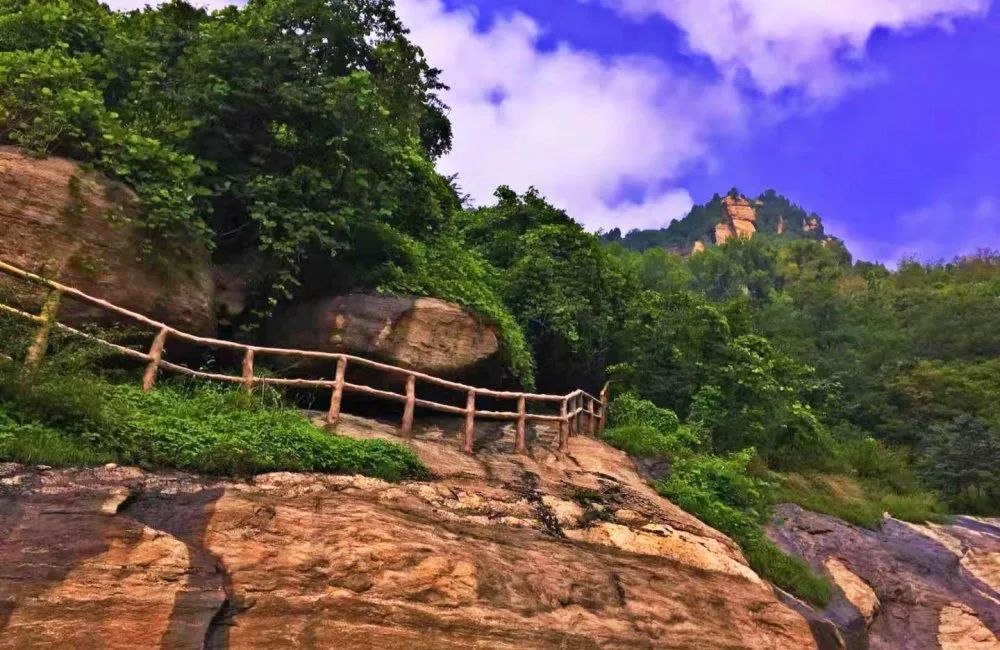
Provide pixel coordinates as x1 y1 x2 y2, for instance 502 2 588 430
0 258 608 455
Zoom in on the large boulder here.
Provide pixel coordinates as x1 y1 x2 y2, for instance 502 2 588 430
266 294 501 380
0 147 215 335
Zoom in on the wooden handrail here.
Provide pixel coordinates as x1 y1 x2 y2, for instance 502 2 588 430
0 258 608 455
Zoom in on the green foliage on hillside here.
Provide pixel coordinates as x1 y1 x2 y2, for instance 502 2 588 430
603 188 827 253
654 451 832 608
0 0 455 317
458 187 637 391
601 393 831 606
0 329 425 481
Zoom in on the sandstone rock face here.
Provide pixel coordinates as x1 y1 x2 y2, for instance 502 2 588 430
714 221 736 245
824 557 879 624
939 603 1000 649
769 504 1000 650
714 195 757 245
723 195 757 224
0 419 818 649
267 294 500 378
0 147 215 335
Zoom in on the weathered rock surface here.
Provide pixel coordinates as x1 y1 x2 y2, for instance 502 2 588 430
769 504 1000 650
0 418 817 649
824 557 880 624
266 294 501 380
0 147 215 335
712 195 758 245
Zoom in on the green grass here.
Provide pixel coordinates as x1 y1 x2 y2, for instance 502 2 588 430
0 411 116 466
601 424 678 457
742 538 832 606
0 355 426 481
775 473 941 528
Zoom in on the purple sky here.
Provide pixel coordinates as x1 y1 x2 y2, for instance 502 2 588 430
111 0 1000 264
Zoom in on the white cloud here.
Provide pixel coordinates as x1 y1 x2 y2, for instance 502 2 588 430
596 0 990 98
396 0 749 231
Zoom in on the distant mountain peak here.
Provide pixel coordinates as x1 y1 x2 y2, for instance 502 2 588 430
603 189 832 255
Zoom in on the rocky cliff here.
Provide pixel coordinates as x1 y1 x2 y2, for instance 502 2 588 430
0 147 215 334
769 504 1000 650
2 416 998 648
266 295 503 382
0 415 816 649
711 195 758 246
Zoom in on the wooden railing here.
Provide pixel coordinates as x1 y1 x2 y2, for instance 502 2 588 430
0 259 608 455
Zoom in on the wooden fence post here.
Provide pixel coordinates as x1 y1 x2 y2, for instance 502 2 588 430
587 397 597 438
559 398 569 451
515 394 527 454
327 357 347 425
463 389 476 454
598 383 609 434
401 373 416 438
141 328 170 391
574 394 583 437
240 348 255 392
22 289 62 375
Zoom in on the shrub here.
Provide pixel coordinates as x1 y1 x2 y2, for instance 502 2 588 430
603 393 706 458
0 358 426 481
602 424 680 458
0 406 115 466
662 450 770 518
608 392 680 433
837 433 923 494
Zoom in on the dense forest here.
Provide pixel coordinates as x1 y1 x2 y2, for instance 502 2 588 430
1 0 998 604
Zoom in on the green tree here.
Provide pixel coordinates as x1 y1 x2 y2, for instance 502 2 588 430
462 188 636 392
690 335 833 469
920 415 1000 514
1 0 459 320
612 290 730 415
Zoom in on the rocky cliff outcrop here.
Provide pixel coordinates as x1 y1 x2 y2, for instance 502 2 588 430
0 415 818 649
266 295 501 380
712 195 758 246
0 148 215 335
768 504 1000 650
